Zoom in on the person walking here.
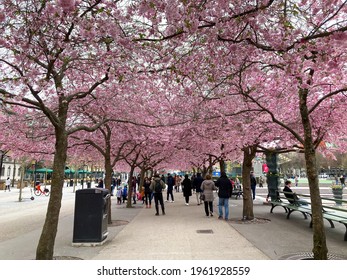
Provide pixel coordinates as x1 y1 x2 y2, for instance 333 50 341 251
116 187 122 204
150 174 166 216
175 175 182 192
294 175 299 187
201 174 218 217
130 176 137 204
215 172 232 220
191 174 196 193
5 177 11 192
97 178 104 188
166 173 175 202
259 176 264 188
181 174 192 205
250 171 257 200
122 185 128 203
340 175 345 187
193 172 204 205
143 177 152 208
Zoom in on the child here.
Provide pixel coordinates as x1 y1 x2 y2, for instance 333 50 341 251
116 187 122 204
139 187 145 204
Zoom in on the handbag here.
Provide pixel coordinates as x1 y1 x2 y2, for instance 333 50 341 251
200 193 205 201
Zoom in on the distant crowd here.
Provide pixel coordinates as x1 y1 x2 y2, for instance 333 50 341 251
110 172 246 220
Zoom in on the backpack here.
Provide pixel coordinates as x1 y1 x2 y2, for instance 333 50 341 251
155 180 162 193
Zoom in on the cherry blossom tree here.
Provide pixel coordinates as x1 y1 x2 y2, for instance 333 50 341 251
0 0 136 259
132 0 347 259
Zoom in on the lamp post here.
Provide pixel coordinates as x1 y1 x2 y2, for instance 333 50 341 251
265 151 280 201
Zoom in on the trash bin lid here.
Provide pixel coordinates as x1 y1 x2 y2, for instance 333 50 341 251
75 188 109 195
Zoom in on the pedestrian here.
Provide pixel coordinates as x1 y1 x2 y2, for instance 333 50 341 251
131 176 137 204
215 172 232 221
193 172 204 205
235 176 240 188
5 177 11 192
175 175 182 192
201 174 218 217
181 174 192 205
335 175 339 185
166 173 175 202
340 175 345 187
161 174 166 184
191 174 196 193
259 176 264 188
116 187 122 204
150 174 166 216
117 177 121 187
250 171 257 200
97 178 104 188
122 185 128 203
143 177 152 208
283 180 308 205
111 177 116 196
294 175 299 187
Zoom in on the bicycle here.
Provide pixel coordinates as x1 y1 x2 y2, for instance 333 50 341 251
34 184 50 196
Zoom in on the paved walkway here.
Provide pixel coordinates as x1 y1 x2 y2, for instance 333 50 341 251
1 186 347 260
94 193 269 260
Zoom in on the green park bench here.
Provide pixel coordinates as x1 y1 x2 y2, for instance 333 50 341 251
231 185 243 199
269 192 347 241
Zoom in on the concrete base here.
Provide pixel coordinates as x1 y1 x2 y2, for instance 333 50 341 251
72 238 107 247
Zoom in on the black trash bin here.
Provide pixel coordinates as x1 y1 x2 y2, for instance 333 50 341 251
70 179 73 187
72 188 110 244
87 182 91 188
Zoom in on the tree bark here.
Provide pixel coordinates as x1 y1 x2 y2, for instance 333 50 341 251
36 127 67 260
241 145 256 220
220 158 226 174
126 165 135 208
104 151 113 224
299 88 328 259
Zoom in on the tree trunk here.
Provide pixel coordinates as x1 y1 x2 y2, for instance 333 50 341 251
299 88 328 259
139 166 146 191
104 152 113 224
18 161 25 202
241 146 256 220
36 128 67 260
220 158 226 174
126 165 135 208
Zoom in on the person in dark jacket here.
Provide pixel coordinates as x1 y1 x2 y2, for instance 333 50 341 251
193 173 204 205
150 174 166 215
216 172 232 220
143 177 152 208
250 171 257 200
166 173 175 202
283 180 308 205
97 178 104 188
181 174 192 205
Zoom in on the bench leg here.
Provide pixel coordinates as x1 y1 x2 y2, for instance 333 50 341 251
327 219 335 228
270 204 287 214
287 209 307 219
342 224 347 241
308 214 313 228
